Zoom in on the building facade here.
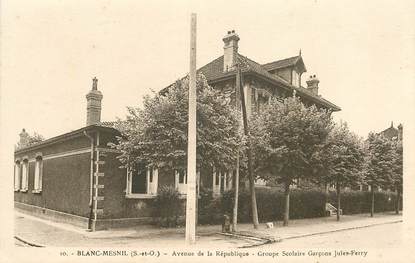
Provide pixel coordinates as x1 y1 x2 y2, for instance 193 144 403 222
14 31 340 230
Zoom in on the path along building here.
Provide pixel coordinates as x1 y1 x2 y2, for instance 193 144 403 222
14 31 340 230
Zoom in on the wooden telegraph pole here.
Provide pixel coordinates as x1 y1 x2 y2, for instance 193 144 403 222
238 61 259 229
185 13 197 245
232 63 241 232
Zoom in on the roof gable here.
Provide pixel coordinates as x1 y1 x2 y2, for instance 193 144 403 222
262 55 306 73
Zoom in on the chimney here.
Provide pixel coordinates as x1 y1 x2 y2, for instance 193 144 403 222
86 77 103 126
223 30 240 72
398 124 403 141
19 128 29 148
306 75 320 95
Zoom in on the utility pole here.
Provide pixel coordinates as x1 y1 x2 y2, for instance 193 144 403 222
232 63 241 232
238 61 259 229
185 13 197 245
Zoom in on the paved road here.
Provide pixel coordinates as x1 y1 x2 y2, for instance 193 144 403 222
15 211 404 249
258 222 402 249
14 213 255 248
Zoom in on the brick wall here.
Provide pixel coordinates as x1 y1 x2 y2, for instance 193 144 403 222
14 134 92 217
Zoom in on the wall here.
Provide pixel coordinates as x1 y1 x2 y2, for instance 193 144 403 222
101 149 176 219
14 135 91 217
273 68 292 83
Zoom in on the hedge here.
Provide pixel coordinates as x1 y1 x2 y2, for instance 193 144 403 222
327 190 402 215
153 186 183 227
197 188 402 225
198 187 326 224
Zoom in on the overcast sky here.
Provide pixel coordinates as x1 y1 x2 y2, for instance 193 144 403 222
1 0 414 144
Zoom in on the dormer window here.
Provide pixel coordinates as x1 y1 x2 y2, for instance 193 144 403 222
262 54 306 87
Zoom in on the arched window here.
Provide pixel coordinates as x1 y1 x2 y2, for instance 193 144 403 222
14 160 21 191
21 158 29 192
33 154 43 193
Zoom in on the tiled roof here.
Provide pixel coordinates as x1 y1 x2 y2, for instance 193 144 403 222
197 56 235 81
197 55 295 84
196 54 340 111
262 56 302 71
162 53 339 111
97 121 118 128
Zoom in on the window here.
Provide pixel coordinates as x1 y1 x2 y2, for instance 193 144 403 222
292 70 300 87
33 156 43 193
212 168 220 195
126 163 158 198
212 168 233 195
21 159 29 192
175 169 187 194
147 167 158 195
149 169 153 183
131 163 147 194
14 161 21 191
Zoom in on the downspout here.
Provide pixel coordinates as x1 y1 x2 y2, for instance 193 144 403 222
83 131 95 230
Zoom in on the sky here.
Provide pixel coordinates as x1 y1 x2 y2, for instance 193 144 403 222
1 0 415 251
1 0 414 144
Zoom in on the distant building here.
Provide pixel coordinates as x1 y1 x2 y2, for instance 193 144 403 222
14 31 340 230
356 122 404 192
379 122 403 141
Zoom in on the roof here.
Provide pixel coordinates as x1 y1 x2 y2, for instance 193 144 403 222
14 123 118 154
262 55 306 73
194 54 340 111
97 121 118 128
379 123 400 139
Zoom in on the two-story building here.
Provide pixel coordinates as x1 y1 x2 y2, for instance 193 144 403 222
14 31 340 230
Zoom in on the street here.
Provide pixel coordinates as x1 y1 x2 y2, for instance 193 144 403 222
12 212 410 262
258 222 402 248
14 212 254 248
14 211 403 249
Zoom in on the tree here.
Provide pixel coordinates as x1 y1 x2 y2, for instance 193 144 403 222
312 122 365 221
16 131 45 149
391 139 403 214
28 132 44 145
363 133 395 217
110 73 240 184
251 96 333 226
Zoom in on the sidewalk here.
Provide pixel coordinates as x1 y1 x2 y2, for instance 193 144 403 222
14 210 402 248
229 212 402 243
14 211 255 248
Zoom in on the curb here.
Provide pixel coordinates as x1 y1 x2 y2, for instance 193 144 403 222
218 219 402 248
14 235 45 247
282 219 403 241
218 232 280 248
